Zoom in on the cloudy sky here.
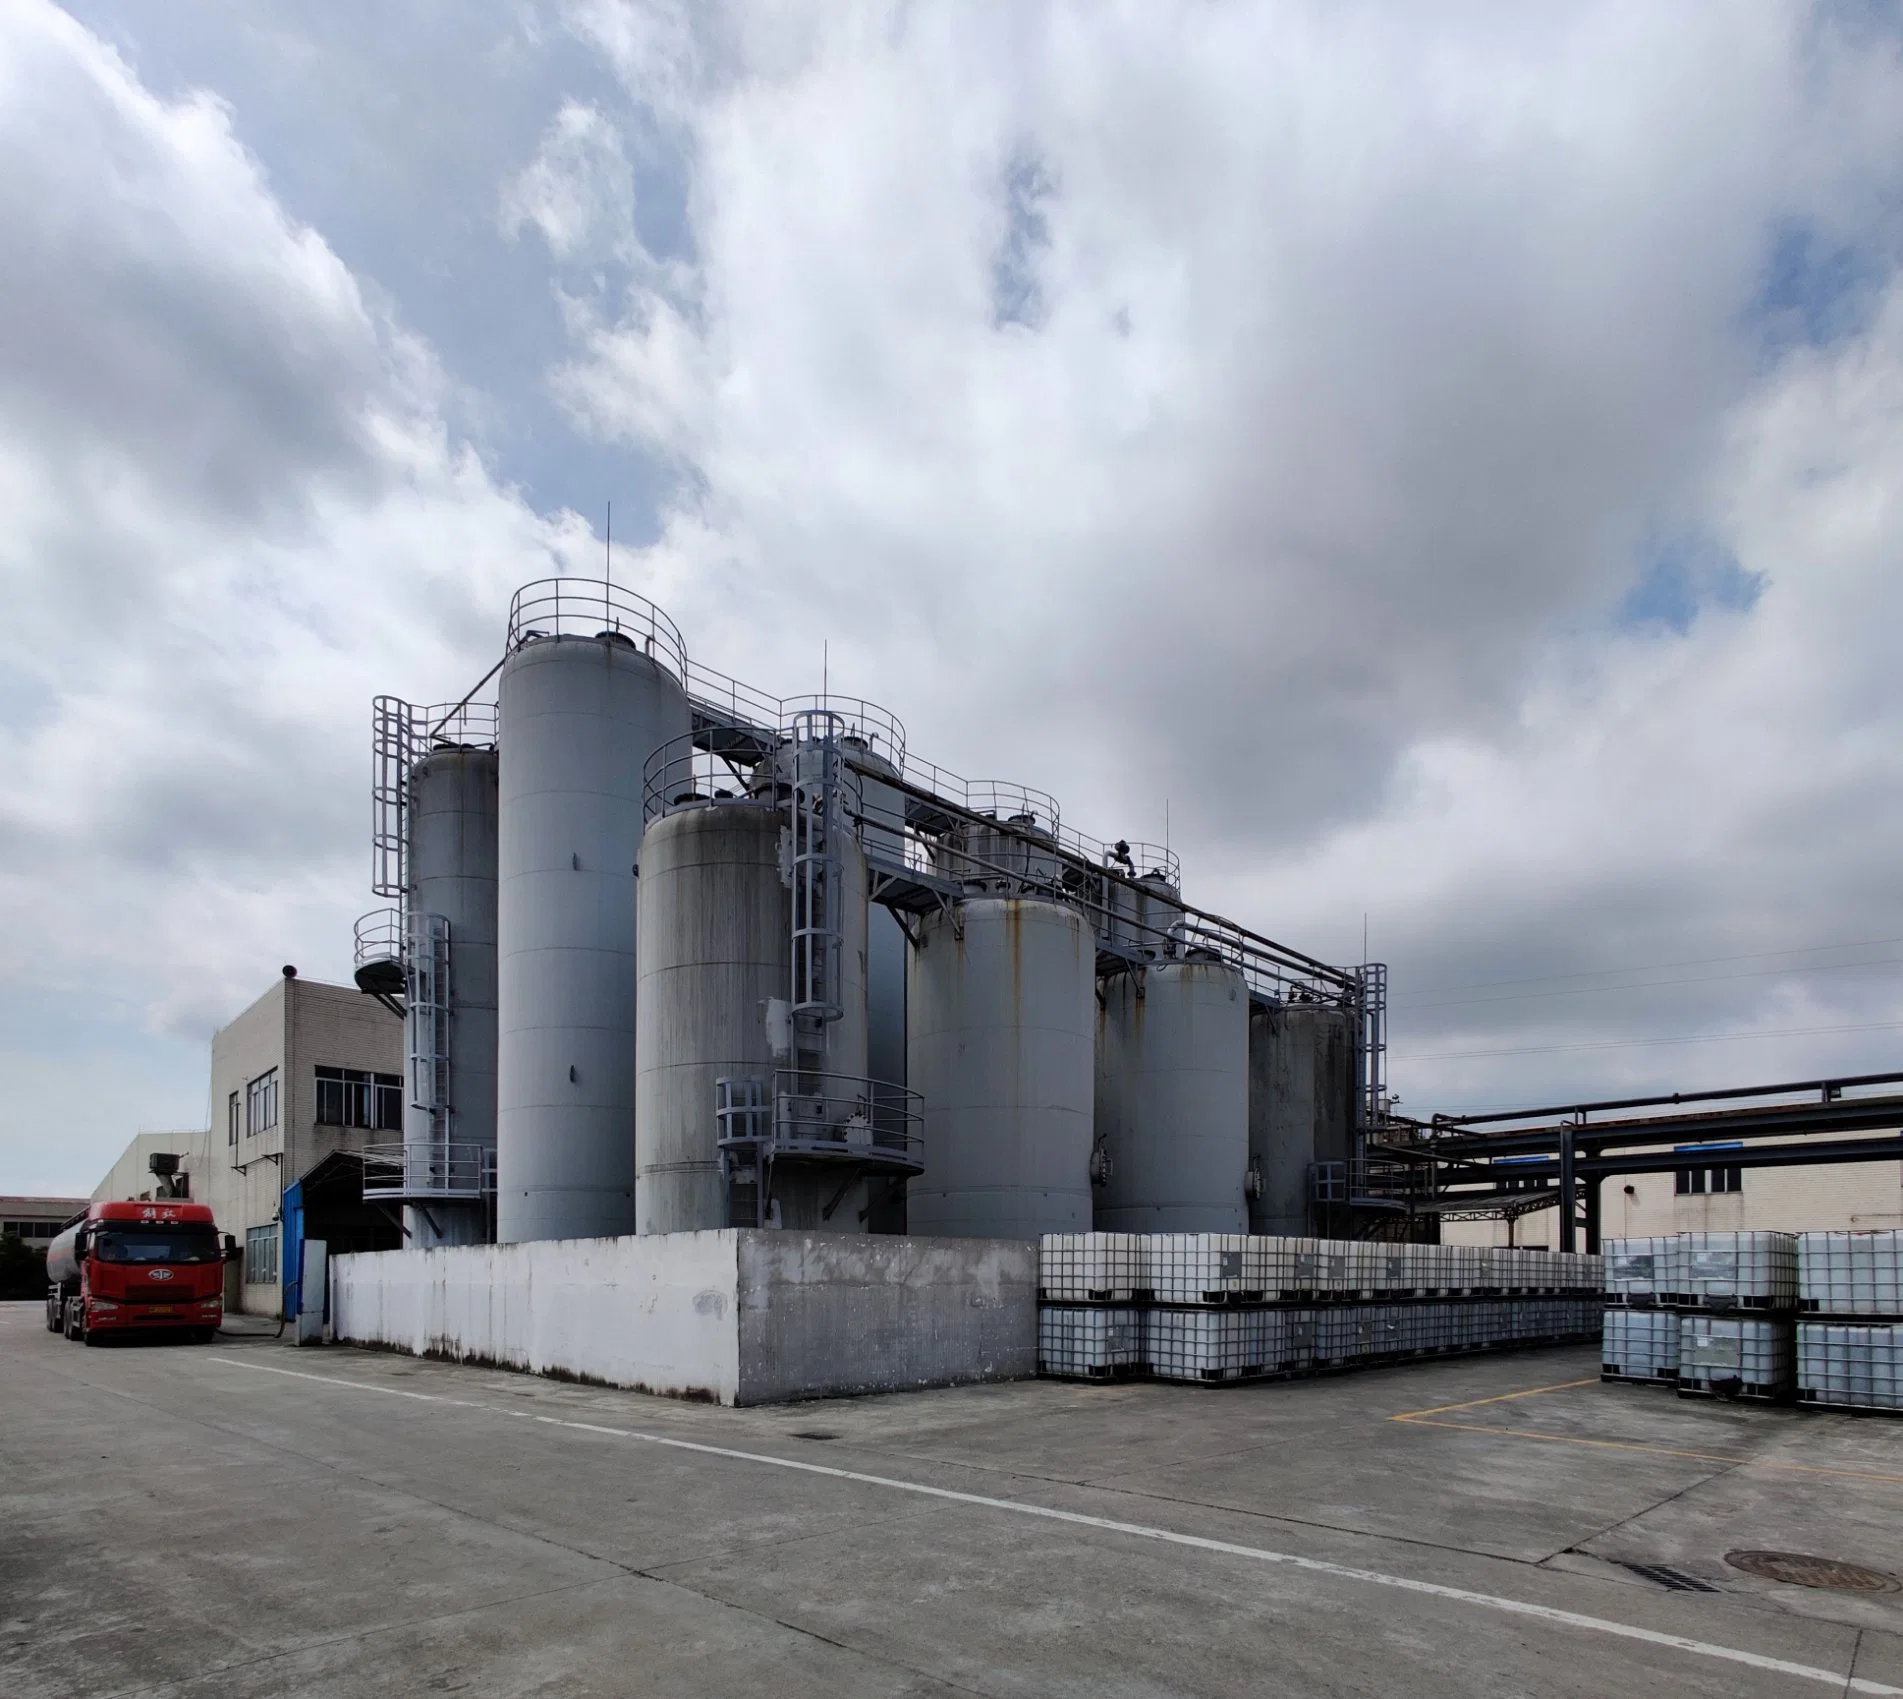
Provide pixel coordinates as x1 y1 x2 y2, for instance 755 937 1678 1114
4 1 1901 1194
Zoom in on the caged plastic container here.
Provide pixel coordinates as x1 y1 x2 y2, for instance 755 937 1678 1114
1144 1307 1264 1382
1796 1232 1903 1318
1142 1234 1264 1304
1037 1306 1143 1379
1603 1237 1667 1304
1603 1308 1679 1383
1676 1315 1794 1400
1251 1235 1313 1297
1796 1321 1903 1413
1039 1233 1142 1303
1662 1232 1797 1311
1275 1238 1356 1297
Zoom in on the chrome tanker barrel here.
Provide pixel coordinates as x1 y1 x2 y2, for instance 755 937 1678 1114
906 895 1096 1239
495 581 691 1245
404 718 499 1246
1248 997 1359 1236
1093 955 1250 1232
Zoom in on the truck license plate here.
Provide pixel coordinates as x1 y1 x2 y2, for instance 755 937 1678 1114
146 1306 177 1316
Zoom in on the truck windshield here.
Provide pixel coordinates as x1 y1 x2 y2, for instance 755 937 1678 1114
91 1227 221 1264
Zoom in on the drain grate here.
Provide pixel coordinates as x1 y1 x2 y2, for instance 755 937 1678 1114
1724 1550 1901 1593
1610 1560 1720 1593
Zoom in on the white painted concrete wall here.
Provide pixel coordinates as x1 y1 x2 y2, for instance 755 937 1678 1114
332 1231 742 1402
330 1230 1039 1405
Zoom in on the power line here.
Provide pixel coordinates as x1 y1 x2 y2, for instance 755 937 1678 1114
1396 1019 1903 1064
1396 956 1903 1012
1400 936 1903 999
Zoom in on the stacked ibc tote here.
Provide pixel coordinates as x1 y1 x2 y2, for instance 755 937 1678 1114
1038 1235 1602 1384
1797 1231 1903 1414
1601 1233 1799 1401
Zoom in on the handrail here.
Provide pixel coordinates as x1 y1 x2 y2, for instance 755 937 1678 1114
506 578 688 685
359 1142 495 1201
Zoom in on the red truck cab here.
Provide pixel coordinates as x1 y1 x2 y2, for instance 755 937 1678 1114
44 1201 226 1344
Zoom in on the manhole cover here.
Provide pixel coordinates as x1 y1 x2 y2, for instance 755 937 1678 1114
1724 1550 1901 1592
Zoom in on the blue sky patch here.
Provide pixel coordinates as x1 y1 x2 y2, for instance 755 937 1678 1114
1751 217 1876 355
1618 533 1765 634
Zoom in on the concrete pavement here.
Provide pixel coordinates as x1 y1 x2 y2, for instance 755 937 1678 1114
4 1301 1902 1696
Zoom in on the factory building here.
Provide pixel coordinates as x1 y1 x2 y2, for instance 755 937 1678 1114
92 1131 210 1205
202 970 404 1314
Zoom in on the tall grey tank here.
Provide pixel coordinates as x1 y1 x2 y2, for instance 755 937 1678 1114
405 743 498 1247
906 896 1095 1239
1093 957 1249 1233
495 588 691 1244
1247 1000 1358 1236
635 805 788 1234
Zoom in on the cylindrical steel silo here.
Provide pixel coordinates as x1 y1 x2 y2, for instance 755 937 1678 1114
635 803 799 1234
906 896 1095 1239
1247 999 1358 1237
404 740 498 1247
1093 957 1249 1233
495 586 691 1245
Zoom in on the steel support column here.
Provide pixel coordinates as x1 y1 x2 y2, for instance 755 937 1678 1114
1557 1128 1577 1254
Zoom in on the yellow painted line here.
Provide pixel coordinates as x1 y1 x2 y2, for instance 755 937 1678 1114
1390 1378 1597 1420
1389 1382 1903 1485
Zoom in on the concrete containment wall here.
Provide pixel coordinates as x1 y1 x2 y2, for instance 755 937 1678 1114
332 1231 741 1402
736 1233 1037 1404
331 1230 1036 1406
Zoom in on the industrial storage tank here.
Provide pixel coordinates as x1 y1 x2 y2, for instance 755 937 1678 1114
635 802 788 1234
1093 956 1250 1233
495 582 691 1245
906 896 1095 1239
1096 844 1179 956
404 727 499 1246
633 795 872 1234
1247 998 1358 1237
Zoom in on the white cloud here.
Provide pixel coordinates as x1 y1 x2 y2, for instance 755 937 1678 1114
549 1 1903 1104
0 3 594 1185
5 0 1903 1189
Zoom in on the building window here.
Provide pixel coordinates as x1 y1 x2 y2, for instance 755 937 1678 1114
1675 1142 1743 1195
315 1066 403 1131
3 1220 61 1239
246 1069 279 1137
227 1090 240 1147
245 1224 279 1284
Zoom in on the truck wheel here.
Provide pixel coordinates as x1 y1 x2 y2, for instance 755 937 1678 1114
193 1328 216 1345
45 1295 61 1333
64 1299 82 1342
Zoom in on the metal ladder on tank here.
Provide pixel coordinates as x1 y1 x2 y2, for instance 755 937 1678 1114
406 911 452 1192
788 708 848 1072
716 709 849 1229
371 696 418 900
1357 960 1388 1140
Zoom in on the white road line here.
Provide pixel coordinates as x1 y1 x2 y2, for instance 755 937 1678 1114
204 1357 1900 1695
